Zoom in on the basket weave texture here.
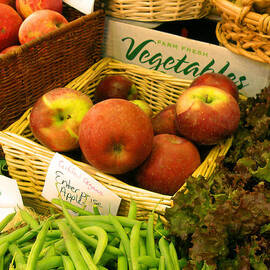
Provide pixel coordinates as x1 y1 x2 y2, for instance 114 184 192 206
212 0 270 64
105 0 212 21
0 5 105 132
0 57 233 220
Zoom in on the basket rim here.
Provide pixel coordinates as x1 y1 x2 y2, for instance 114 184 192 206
105 0 212 22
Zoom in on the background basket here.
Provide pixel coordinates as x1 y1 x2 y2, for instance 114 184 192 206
0 57 233 221
212 0 270 64
0 4 105 133
105 0 212 22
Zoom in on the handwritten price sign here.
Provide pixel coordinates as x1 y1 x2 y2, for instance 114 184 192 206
42 153 121 216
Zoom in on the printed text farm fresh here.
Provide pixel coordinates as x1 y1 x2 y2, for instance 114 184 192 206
122 37 249 90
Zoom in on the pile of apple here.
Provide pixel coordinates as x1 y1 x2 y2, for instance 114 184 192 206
0 0 67 54
29 73 240 196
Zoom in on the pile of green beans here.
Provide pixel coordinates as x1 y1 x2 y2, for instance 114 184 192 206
0 199 187 270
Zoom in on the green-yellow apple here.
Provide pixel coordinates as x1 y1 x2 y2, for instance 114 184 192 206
151 104 178 135
136 134 201 195
79 98 154 175
30 87 93 152
18 9 68 45
0 3 22 51
190 72 239 100
16 0 62 19
94 75 138 103
175 85 240 145
130 99 153 118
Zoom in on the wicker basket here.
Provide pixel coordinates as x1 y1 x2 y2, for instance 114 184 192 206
212 0 270 64
0 57 233 221
0 4 105 132
105 0 212 22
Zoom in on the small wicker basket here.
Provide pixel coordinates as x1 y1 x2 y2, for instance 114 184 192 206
0 4 105 132
0 57 233 221
212 0 270 64
105 0 212 22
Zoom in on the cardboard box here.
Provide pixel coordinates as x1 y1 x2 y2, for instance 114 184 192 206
102 17 270 97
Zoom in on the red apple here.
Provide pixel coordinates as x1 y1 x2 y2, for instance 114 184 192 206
16 0 62 19
151 104 178 135
18 9 68 45
175 85 240 145
130 99 153 118
136 134 201 195
0 44 20 55
190 72 239 100
30 87 93 152
79 98 154 175
0 3 22 51
94 75 138 102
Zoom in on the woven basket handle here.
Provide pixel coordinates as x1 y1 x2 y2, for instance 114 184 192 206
236 0 254 23
236 0 270 34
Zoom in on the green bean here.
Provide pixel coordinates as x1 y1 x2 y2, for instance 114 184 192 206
81 222 116 233
8 243 26 269
139 237 147 270
46 229 62 239
57 221 88 270
20 238 57 254
59 200 114 261
25 219 50 270
61 255 75 270
117 242 128 270
36 255 63 270
137 256 159 267
16 224 43 244
72 215 148 229
52 198 93 216
76 238 98 270
92 205 101 215
98 266 109 270
169 242 180 270
158 256 165 270
108 236 120 247
0 225 29 245
158 237 174 270
128 200 137 220
140 228 169 238
0 212 16 232
0 255 3 270
81 225 108 264
0 242 8 257
109 214 132 270
4 253 12 269
19 208 39 229
130 221 142 270
43 245 57 258
17 214 58 245
54 239 66 254
146 213 156 259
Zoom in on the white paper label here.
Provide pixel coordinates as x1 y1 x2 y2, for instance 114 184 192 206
42 153 122 216
63 0 94 14
0 175 24 221
103 17 270 97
